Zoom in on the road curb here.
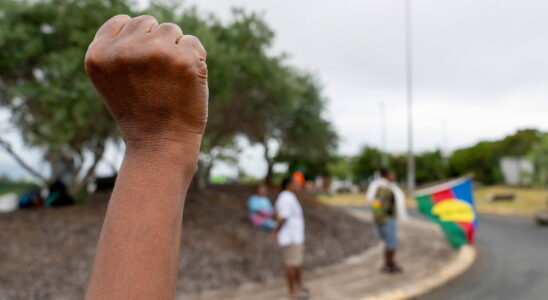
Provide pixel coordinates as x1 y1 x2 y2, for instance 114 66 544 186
359 245 476 300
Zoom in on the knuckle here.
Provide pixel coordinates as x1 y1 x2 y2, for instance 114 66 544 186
102 40 136 66
84 51 100 70
185 35 200 45
133 14 156 22
146 39 168 60
116 47 134 64
174 55 207 79
174 55 193 69
111 14 131 22
185 35 207 57
84 45 105 70
161 22 181 32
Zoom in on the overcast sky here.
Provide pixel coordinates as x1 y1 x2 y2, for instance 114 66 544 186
2 0 548 179
184 0 548 154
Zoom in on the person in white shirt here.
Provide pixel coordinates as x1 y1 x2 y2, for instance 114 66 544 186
366 168 408 274
274 176 308 299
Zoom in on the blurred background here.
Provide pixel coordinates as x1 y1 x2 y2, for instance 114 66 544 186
0 0 547 299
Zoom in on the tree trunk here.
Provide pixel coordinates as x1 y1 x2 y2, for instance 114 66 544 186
69 144 106 198
0 138 47 183
262 141 274 185
193 160 212 192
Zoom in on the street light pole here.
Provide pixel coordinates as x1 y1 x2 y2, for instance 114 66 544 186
405 0 415 192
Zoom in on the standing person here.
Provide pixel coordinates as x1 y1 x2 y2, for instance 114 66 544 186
247 184 276 231
366 168 409 274
274 176 308 299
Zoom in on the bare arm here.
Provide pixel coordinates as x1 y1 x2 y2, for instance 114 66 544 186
84 15 208 300
272 218 287 241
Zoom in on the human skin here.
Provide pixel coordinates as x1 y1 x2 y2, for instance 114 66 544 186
84 14 207 300
272 178 304 297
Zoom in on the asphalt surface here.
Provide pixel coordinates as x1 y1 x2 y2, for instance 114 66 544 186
415 213 548 300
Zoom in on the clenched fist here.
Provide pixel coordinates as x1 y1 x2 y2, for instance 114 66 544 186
85 15 208 150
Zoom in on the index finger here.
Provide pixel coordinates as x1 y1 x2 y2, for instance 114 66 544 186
93 14 131 40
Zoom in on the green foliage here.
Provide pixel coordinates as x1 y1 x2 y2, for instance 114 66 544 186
351 129 544 186
352 147 384 183
496 129 542 156
0 176 38 196
327 156 353 180
448 129 542 184
388 154 407 183
237 169 262 184
0 0 337 191
0 0 136 192
274 74 338 179
529 134 548 188
448 141 501 184
415 150 447 185
352 147 448 185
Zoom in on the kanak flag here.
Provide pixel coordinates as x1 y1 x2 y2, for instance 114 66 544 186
414 178 478 248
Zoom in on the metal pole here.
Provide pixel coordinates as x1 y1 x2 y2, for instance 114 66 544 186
380 102 388 167
405 0 415 192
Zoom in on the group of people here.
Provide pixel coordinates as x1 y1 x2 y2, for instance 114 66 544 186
0 178 75 214
247 168 408 299
248 174 307 299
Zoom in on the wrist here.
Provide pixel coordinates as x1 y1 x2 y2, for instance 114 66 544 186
123 134 202 172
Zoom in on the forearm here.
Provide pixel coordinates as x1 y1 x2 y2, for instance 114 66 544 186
274 218 287 234
86 141 199 300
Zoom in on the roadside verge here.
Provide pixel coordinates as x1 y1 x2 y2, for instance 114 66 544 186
360 244 476 300
180 208 476 300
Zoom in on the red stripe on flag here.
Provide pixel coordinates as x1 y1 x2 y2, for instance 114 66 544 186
457 222 475 244
431 188 455 203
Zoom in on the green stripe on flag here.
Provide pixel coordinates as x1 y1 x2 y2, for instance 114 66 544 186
415 194 468 248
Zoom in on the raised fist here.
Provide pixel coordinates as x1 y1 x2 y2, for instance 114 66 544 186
85 15 208 149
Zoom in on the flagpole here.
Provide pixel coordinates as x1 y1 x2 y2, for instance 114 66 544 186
405 0 415 193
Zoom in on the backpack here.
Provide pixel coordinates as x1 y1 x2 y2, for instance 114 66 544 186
372 186 395 225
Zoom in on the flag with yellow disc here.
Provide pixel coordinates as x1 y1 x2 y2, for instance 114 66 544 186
414 178 478 248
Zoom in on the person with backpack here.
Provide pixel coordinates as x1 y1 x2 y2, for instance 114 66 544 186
366 168 409 274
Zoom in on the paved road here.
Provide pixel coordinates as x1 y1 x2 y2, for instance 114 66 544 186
416 213 548 300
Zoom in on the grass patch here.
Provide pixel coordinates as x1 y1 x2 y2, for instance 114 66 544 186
318 193 367 206
474 186 548 215
0 179 38 196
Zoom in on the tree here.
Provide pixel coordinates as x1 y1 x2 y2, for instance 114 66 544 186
447 141 501 184
447 129 542 185
327 156 353 180
415 150 447 185
352 147 383 184
176 8 296 187
269 73 337 182
529 134 548 188
496 129 543 156
0 0 133 195
0 1 338 193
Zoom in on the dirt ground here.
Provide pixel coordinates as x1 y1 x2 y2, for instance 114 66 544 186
179 208 456 300
0 185 375 300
